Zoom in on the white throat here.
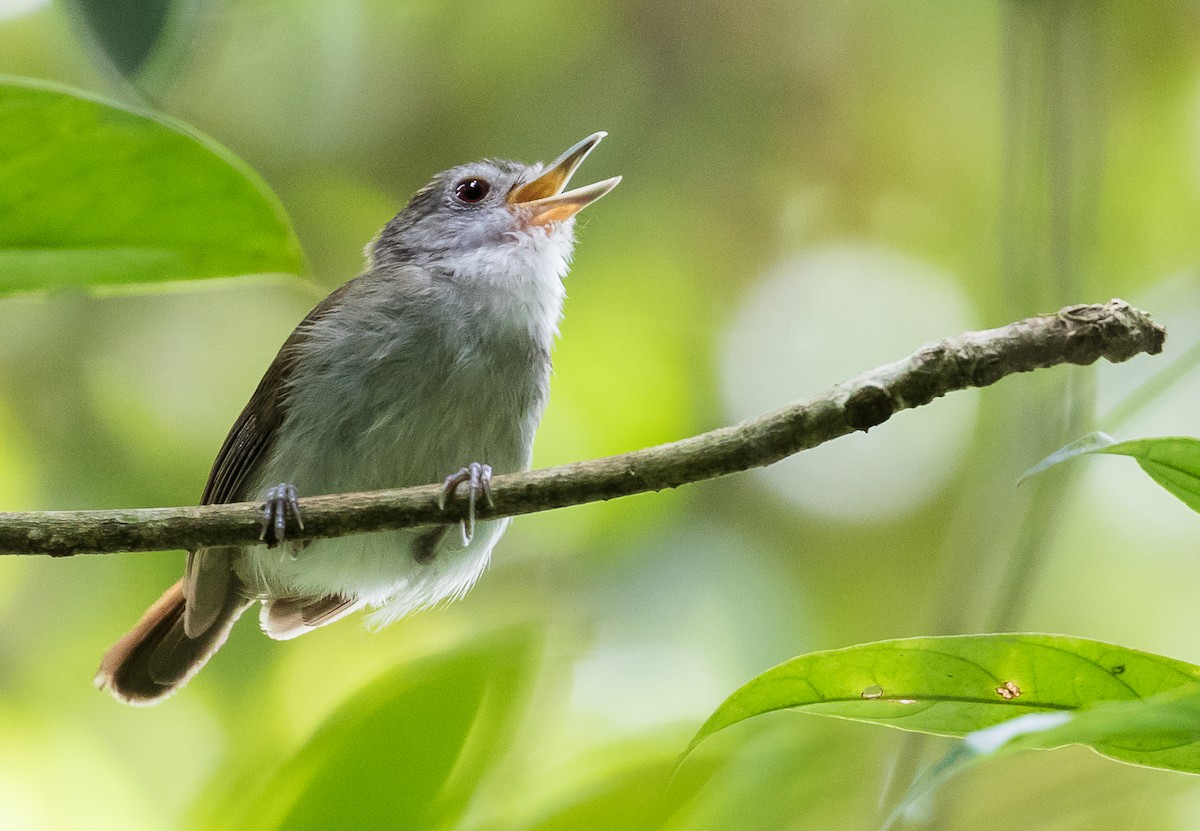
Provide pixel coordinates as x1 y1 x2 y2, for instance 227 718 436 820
442 224 575 343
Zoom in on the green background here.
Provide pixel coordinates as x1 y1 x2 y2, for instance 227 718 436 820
2 0 1200 828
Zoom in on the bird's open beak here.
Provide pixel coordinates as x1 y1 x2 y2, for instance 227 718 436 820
509 132 621 226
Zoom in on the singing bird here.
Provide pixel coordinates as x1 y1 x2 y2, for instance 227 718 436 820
97 133 620 704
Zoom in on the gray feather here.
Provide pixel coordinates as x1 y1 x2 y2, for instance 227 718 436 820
183 547 238 637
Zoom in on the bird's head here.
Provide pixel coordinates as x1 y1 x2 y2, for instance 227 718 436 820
370 132 620 283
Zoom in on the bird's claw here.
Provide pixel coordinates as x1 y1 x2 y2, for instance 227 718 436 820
438 463 494 545
260 482 304 551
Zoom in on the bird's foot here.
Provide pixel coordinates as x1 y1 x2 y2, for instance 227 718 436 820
260 482 304 551
438 463 494 545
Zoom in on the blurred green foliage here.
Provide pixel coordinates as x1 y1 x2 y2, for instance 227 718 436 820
200 628 540 831
2 0 1200 829
60 0 174 79
889 685 1200 829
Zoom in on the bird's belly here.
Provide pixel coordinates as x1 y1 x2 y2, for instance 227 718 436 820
237 343 540 615
237 518 508 621
269 366 534 496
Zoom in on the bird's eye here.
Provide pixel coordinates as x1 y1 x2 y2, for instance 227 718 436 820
454 178 491 204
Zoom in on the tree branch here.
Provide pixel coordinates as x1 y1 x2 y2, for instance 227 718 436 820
0 299 1165 557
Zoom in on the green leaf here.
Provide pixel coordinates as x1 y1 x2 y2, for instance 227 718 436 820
1024 432 1200 514
990 685 1200 767
1099 437 1200 514
217 628 539 831
688 634 1200 769
885 687 1200 828
0 76 304 296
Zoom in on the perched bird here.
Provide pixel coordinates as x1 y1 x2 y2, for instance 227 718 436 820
96 133 620 704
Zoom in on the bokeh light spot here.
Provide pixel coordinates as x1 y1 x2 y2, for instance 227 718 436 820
719 243 978 521
0 0 47 22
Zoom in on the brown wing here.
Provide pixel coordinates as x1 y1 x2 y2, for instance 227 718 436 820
185 278 360 636
201 279 359 506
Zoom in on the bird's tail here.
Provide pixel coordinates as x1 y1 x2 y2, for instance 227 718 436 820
95 578 251 705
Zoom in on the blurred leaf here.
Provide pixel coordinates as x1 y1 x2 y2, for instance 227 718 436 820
1020 431 1119 481
689 635 1200 764
0 76 303 296
61 0 174 78
500 748 719 831
886 686 1200 828
216 628 539 831
1025 432 1200 514
970 684 1200 769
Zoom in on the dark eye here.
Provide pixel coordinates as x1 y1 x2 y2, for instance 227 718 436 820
454 178 491 204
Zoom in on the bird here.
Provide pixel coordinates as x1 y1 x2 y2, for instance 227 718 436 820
96 133 620 704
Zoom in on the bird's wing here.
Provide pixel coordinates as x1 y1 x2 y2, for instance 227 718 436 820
185 278 360 636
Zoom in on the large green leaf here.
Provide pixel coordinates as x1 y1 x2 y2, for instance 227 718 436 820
206 629 539 831
0 76 303 295
689 635 1200 773
1024 432 1200 514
